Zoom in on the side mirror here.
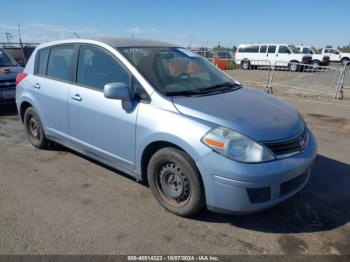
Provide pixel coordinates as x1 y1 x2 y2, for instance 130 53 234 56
104 82 130 101
104 82 133 111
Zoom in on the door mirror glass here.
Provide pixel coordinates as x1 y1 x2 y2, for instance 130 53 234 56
104 82 130 101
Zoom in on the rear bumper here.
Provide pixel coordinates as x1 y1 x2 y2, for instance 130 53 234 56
196 130 317 214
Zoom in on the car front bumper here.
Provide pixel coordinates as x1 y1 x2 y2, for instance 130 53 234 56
196 130 317 214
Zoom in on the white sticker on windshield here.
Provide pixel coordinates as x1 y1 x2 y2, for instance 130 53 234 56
177 48 199 58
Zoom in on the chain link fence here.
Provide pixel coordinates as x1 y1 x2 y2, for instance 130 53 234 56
344 61 350 89
220 59 348 99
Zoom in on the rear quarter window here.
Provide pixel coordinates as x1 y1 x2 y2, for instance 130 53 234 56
35 48 50 75
238 45 259 53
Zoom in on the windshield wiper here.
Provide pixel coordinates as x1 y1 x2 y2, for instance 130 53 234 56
196 82 241 93
165 90 201 96
165 82 241 97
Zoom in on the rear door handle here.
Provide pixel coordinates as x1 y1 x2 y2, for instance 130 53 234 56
33 83 40 89
71 94 82 101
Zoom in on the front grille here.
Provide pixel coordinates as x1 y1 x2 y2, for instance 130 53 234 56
247 187 271 203
280 172 308 197
263 130 308 158
0 79 16 88
0 79 15 83
0 83 16 88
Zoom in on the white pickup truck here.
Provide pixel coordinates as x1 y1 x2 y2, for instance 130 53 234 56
296 46 330 66
321 48 350 65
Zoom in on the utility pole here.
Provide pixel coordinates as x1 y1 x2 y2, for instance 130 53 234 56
18 24 26 65
5 32 12 46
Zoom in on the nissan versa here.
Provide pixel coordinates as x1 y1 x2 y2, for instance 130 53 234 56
16 37 317 216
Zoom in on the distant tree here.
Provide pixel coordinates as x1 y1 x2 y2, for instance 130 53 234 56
339 44 350 52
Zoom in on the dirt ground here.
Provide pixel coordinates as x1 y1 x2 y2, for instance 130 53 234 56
0 94 349 255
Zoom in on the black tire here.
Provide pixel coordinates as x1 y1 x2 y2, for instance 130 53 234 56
289 62 300 72
24 107 49 149
147 147 205 217
241 60 250 70
312 60 320 69
341 58 350 66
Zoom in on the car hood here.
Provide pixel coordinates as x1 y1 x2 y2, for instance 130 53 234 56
0 66 23 81
172 87 305 142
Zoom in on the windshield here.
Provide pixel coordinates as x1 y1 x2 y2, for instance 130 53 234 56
119 47 239 96
311 47 321 54
0 50 17 67
288 45 301 54
213 51 232 59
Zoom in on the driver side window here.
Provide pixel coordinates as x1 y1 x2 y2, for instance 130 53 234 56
278 46 290 54
331 49 339 55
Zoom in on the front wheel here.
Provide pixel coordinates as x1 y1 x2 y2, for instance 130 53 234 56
341 58 350 66
24 107 49 149
289 62 300 72
147 147 205 217
312 60 320 69
241 60 250 70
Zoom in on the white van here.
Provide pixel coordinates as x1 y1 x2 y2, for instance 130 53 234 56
235 44 312 71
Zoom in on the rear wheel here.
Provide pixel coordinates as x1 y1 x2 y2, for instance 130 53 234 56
241 60 250 70
147 147 205 217
24 107 49 149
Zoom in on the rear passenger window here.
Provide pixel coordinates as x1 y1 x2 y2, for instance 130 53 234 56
47 46 75 81
238 45 259 53
278 46 291 54
35 49 50 75
268 46 276 53
259 45 267 53
77 45 130 91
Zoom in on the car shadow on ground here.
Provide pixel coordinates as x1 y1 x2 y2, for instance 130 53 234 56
0 103 18 117
193 154 350 234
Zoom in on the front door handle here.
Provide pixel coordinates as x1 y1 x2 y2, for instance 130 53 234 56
33 83 40 89
71 94 82 101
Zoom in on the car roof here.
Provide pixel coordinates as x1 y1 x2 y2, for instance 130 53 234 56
238 43 290 46
91 36 179 48
35 36 180 49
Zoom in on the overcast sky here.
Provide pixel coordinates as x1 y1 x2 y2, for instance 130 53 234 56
0 0 349 48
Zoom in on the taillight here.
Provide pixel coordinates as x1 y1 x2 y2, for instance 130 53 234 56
16 73 28 85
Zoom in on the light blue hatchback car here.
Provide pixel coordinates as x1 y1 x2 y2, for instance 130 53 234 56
16 37 317 216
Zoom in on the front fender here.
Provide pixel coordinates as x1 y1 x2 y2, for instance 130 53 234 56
134 102 215 175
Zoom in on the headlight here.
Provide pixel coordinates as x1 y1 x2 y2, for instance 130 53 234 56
201 126 275 163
